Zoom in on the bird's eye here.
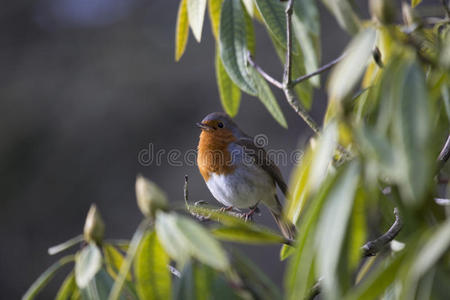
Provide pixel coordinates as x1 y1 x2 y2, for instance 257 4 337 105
217 122 224 128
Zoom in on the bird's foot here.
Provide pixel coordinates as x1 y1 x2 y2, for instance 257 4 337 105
244 205 259 222
219 206 233 213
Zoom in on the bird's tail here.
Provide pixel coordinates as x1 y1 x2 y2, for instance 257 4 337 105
270 210 296 241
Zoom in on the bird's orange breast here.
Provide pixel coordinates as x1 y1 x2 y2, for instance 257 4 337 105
197 129 237 181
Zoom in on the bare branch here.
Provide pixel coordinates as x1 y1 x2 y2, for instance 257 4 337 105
247 52 283 89
361 208 403 257
292 54 345 86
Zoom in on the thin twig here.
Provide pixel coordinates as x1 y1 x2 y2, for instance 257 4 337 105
292 54 345 86
361 208 403 257
283 0 294 87
247 52 283 89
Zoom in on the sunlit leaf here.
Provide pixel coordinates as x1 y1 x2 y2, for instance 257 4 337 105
175 0 190 61
215 47 241 116
219 0 257 95
315 161 360 299
348 188 367 270
328 28 376 102
211 224 287 244
411 0 423 8
155 211 229 271
22 255 75 300
187 0 207 42
242 0 254 17
244 6 255 55
75 243 102 289
134 230 171 300
55 272 77 300
249 66 288 128
103 244 130 281
208 0 222 40
320 0 361 34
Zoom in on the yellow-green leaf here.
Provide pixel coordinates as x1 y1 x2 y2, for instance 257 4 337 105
134 230 171 300
187 0 207 42
103 244 130 281
249 66 287 128
175 0 189 61
411 0 422 8
212 225 287 244
215 47 241 116
208 0 222 40
55 272 77 300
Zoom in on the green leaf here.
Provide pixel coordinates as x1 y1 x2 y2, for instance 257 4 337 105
22 255 75 300
411 0 423 8
81 269 119 300
315 161 360 299
187 0 207 42
328 28 376 102
155 211 230 271
292 0 320 86
249 66 288 128
75 243 102 289
219 0 257 95
402 219 450 299
320 0 361 34
134 230 171 300
244 6 255 55
48 235 83 255
254 0 290 53
103 244 129 280
348 188 367 271
286 170 342 300
109 220 149 300
55 272 77 300
211 224 287 244
208 0 222 40
231 249 282 300
216 46 241 116
344 252 407 300
175 0 190 61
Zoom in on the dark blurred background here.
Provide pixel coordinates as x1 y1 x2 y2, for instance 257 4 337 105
0 0 365 298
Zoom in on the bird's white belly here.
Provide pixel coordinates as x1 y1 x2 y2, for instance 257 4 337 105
205 164 275 209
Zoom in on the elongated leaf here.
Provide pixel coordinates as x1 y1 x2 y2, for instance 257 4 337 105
75 243 102 288
292 0 320 86
134 230 171 300
22 255 75 300
244 6 255 55
348 188 367 270
402 219 450 299
286 169 342 300
103 244 130 281
216 47 241 116
320 0 361 34
55 272 77 300
220 0 257 95
82 269 118 300
208 0 222 40
187 0 207 42
254 0 291 53
175 0 189 61
156 211 229 271
316 161 360 299
328 28 376 102
48 235 83 255
109 220 149 300
249 66 287 128
212 225 287 244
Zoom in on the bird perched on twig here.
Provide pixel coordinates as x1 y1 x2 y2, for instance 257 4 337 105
196 112 296 240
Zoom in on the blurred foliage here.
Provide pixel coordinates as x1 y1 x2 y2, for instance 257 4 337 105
24 0 450 299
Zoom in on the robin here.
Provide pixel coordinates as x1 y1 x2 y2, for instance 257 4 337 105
196 112 296 240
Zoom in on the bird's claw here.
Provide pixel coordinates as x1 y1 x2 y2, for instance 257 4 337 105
219 206 233 212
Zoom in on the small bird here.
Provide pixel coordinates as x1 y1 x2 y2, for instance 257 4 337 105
196 112 296 240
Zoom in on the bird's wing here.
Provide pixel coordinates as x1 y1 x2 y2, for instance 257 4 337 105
235 138 288 196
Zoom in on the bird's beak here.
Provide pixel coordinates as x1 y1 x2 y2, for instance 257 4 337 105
196 122 214 131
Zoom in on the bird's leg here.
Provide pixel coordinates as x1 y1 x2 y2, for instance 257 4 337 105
219 206 233 212
244 205 259 221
